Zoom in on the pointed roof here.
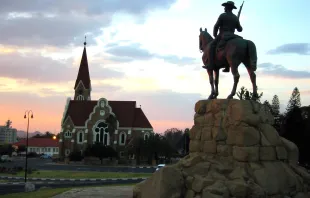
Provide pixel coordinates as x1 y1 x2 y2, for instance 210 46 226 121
74 40 91 89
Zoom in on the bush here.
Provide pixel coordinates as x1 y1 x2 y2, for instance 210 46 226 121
84 144 118 164
69 150 83 161
27 152 37 158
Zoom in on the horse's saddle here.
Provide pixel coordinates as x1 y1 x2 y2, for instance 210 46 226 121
216 33 243 52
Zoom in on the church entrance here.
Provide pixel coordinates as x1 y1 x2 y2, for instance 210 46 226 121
93 121 110 145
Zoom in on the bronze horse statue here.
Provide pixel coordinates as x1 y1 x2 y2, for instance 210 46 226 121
199 27 258 99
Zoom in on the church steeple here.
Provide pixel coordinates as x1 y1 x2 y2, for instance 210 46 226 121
74 36 91 101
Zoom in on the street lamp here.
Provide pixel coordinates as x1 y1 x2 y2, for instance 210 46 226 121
53 135 56 140
24 110 33 183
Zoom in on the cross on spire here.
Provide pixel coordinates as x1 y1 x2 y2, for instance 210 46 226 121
84 35 87 46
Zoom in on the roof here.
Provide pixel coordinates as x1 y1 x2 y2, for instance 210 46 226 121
63 100 153 128
13 138 59 147
132 108 153 128
74 45 91 89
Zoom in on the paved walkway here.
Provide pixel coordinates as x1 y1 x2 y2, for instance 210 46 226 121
52 186 133 198
0 175 146 182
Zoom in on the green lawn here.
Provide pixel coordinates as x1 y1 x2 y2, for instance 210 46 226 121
1 184 135 198
0 170 151 179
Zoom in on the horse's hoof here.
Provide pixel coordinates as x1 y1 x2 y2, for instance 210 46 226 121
208 95 214 100
227 95 233 99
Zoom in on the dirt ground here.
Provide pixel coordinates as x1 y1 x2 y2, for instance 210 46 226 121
52 186 133 198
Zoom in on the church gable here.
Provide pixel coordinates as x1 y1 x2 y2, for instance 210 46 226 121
63 115 74 128
62 116 75 140
85 98 119 128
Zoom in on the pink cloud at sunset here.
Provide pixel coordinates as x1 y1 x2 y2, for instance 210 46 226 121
1 0 310 135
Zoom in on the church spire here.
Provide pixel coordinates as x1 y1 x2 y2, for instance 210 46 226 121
73 37 91 100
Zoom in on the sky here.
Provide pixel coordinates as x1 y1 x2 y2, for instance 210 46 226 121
0 0 310 134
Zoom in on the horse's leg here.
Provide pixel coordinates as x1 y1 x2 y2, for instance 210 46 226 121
247 67 258 98
214 69 220 98
227 62 240 99
207 69 215 99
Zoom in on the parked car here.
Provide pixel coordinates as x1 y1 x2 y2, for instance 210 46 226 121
0 155 12 162
156 164 165 171
40 154 52 159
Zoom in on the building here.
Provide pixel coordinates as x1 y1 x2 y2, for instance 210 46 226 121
0 120 17 144
59 41 153 158
14 138 59 156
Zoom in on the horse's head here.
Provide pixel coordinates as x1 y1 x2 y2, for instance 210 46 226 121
199 27 213 51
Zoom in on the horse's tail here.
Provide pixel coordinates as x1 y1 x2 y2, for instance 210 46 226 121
246 40 257 71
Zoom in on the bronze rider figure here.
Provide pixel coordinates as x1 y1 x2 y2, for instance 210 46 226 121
204 1 243 73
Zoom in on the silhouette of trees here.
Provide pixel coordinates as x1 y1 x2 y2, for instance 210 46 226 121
237 86 263 102
286 87 301 113
271 95 280 116
84 143 118 164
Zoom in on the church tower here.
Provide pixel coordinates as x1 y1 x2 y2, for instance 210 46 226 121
74 37 91 101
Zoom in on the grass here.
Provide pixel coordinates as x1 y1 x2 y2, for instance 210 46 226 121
0 183 135 198
0 170 151 179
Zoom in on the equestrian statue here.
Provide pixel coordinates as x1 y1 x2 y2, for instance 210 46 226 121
199 1 258 99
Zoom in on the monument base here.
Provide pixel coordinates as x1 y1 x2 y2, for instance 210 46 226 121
133 99 310 198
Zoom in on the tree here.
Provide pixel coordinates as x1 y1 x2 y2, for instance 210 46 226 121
84 143 117 164
0 144 14 156
127 133 176 165
271 95 280 116
5 120 12 128
163 128 184 152
105 114 118 148
263 100 272 112
281 107 308 164
286 87 301 113
69 149 83 161
32 132 56 138
18 145 27 152
237 86 263 103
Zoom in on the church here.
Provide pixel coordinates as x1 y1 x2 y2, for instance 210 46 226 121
59 41 153 159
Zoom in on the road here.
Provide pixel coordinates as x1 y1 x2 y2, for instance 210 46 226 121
0 158 156 173
0 178 144 195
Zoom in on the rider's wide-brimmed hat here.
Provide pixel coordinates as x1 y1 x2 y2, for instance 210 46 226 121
222 1 237 9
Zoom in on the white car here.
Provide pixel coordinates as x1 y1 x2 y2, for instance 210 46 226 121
1 155 12 162
156 164 165 171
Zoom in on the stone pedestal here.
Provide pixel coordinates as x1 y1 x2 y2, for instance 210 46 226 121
133 99 310 198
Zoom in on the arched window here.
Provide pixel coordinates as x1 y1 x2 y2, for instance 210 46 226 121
93 121 110 145
77 131 84 144
65 149 70 156
144 132 150 141
64 130 72 138
77 95 84 100
119 132 126 145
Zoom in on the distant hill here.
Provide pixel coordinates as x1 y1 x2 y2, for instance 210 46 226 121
17 130 43 138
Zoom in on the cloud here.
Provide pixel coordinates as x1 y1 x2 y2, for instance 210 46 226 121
0 51 124 83
267 43 310 55
301 90 310 96
0 13 104 47
0 0 177 47
0 0 177 15
258 63 310 79
105 43 197 65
